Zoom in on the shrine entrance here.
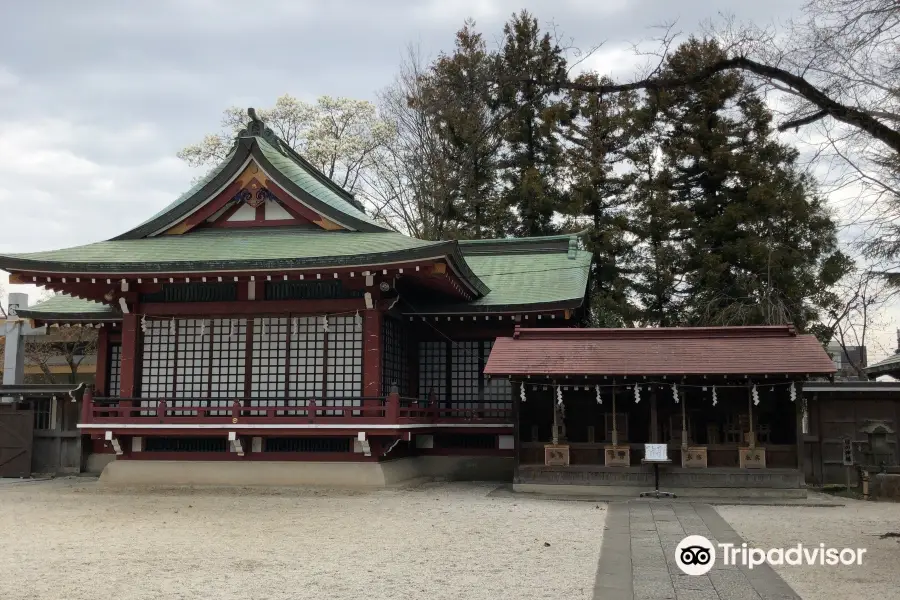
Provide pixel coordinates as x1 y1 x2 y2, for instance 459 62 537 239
517 379 801 469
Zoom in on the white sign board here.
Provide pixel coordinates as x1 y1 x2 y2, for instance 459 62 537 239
644 443 669 462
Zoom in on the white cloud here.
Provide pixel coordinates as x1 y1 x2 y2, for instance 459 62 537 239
411 0 509 23
0 65 19 89
0 118 193 254
573 44 649 79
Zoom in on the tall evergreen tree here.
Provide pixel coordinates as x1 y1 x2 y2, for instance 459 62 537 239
563 73 639 326
622 106 693 327
418 21 508 239
495 11 568 237
651 38 849 331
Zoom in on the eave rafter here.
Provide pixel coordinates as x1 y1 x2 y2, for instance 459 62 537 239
6 256 478 307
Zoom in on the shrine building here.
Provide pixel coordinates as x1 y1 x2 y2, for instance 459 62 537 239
0 111 591 486
1 109 851 495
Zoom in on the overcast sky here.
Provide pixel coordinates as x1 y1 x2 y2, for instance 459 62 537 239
2 0 896 359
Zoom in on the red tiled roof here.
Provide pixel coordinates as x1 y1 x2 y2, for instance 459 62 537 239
484 326 837 377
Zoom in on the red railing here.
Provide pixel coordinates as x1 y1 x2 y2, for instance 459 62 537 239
80 389 512 427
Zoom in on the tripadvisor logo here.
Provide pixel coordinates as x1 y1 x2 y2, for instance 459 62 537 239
675 535 867 576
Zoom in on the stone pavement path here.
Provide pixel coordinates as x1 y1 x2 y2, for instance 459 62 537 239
594 502 801 600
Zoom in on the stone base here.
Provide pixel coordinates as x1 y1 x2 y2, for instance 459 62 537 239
604 445 630 467
544 444 570 466
513 482 807 499
682 446 708 468
739 446 767 469
515 465 805 491
98 456 513 488
870 473 900 499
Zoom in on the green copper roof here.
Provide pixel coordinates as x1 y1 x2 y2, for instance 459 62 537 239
11 230 591 321
865 353 900 377
256 137 382 229
408 247 591 313
112 111 388 239
0 229 449 273
131 147 241 232
14 295 120 322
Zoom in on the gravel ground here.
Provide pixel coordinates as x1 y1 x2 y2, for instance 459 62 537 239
0 479 605 600
717 499 900 600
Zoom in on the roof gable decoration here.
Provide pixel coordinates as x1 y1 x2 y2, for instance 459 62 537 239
112 109 388 240
159 158 342 235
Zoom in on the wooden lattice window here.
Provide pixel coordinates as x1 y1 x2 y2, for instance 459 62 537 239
451 341 481 411
417 340 510 413
137 314 364 416
382 317 408 396
140 320 175 413
209 318 247 415
287 316 325 415
250 317 289 415
325 316 363 414
175 319 210 415
482 341 511 417
107 344 122 398
418 341 447 403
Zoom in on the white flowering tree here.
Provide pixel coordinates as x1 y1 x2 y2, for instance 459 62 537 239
178 94 396 195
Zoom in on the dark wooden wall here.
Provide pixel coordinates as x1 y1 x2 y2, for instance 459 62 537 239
803 392 900 485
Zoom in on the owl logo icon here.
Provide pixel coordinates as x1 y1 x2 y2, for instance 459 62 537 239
675 535 716 576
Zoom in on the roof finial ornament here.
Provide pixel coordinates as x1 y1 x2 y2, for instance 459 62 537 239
238 107 279 144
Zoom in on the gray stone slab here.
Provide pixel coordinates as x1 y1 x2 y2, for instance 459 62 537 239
594 503 633 600
633 577 676 600
595 500 801 600
710 570 763 600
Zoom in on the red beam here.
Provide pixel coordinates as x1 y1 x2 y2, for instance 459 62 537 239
137 298 368 315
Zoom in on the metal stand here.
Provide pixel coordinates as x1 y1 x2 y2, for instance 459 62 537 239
640 460 676 499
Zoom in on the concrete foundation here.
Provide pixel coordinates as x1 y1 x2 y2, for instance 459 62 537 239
98 456 514 487
513 483 807 499
514 465 807 499
85 453 117 475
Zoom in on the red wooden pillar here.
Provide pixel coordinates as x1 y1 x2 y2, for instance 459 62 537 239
363 309 383 398
119 313 139 399
80 385 93 424
94 326 110 396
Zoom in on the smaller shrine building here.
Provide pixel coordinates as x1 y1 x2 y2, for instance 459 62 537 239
484 326 837 498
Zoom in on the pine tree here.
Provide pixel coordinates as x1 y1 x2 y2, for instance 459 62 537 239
652 38 849 330
418 21 508 239
563 73 639 326
495 11 568 237
623 106 693 327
